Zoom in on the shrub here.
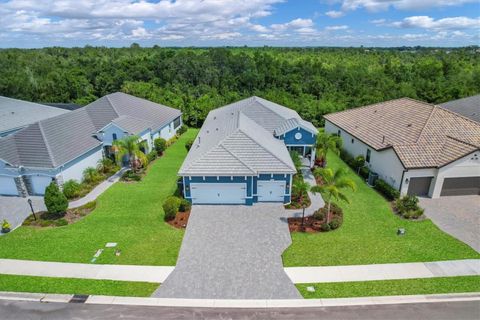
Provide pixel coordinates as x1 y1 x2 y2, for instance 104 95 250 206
44 182 68 216
185 138 194 151
179 198 191 212
177 125 188 135
352 155 365 170
97 158 117 175
147 151 157 163
54 218 68 227
403 208 424 219
121 170 141 182
163 196 181 221
374 179 400 200
313 209 325 221
339 149 354 164
166 136 178 146
320 223 331 232
329 216 342 230
2 219 11 232
154 138 167 155
82 167 103 185
396 195 419 213
329 202 343 216
62 180 81 199
359 166 370 180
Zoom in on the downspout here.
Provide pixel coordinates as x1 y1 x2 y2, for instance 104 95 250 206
399 169 408 194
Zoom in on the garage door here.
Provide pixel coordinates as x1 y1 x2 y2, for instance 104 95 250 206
407 177 433 196
0 176 18 196
190 183 246 204
257 180 286 202
440 177 480 196
31 176 54 195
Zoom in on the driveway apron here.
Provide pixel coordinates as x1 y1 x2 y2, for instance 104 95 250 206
153 204 301 299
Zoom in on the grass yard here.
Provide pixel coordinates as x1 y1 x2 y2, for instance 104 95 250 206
283 152 480 266
297 276 480 299
0 274 158 297
0 129 198 266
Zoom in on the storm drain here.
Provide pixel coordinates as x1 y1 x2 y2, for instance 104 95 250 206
69 294 89 303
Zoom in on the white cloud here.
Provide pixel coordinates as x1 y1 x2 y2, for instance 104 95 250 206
250 24 269 33
325 25 349 31
271 18 314 32
390 16 480 30
337 0 477 12
325 10 344 18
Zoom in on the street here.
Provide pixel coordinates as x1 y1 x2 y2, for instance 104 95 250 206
0 299 478 320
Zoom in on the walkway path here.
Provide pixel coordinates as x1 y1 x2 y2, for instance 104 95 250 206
0 258 477 284
285 165 325 218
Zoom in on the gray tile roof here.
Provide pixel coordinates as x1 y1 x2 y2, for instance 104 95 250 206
0 96 70 135
0 93 181 169
179 97 305 176
439 95 480 123
274 117 318 136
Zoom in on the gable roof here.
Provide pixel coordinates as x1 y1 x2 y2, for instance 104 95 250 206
439 95 480 123
324 97 480 169
0 96 70 135
179 98 297 176
0 93 181 169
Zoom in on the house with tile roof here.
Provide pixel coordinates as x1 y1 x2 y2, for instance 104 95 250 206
179 96 318 205
0 96 70 137
0 92 182 197
324 98 480 198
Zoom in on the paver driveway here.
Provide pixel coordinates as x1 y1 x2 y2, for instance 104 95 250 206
420 196 480 253
153 204 301 299
0 196 45 232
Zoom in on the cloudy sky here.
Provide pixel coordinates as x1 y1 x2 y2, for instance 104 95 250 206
0 0 479 47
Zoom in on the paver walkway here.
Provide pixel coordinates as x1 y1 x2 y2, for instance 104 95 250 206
0 258 478 284
153 204 301 299
420 196 480 253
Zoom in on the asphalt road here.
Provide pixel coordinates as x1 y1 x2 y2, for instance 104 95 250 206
0 300 479 320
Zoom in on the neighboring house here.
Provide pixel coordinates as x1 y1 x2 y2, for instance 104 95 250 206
439 95 480 123
42 102 83 111
0 92 182 197
324 98 480 198
0 96 70 137
179 96 318 205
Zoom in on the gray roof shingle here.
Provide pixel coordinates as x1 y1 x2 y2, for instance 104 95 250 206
439 95 480 123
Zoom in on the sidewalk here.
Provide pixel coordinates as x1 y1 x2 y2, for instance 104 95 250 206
69 168 127 209
0 258 477 284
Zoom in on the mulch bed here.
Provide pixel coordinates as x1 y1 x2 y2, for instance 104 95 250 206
288 211 335 233
22 202 96 228
167 210 190 229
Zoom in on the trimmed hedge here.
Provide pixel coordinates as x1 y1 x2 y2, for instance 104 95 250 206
154 138 167 155
374 178 400 200
162 196 181 221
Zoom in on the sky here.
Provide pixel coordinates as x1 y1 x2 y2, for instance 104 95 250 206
0 0 479 48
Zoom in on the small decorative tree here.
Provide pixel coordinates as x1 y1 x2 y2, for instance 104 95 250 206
289 150 303 173
315 132 342 167
44 182 68 216
154 138 167 156
113 135 148 172
292 179 310 205
311 167 356 224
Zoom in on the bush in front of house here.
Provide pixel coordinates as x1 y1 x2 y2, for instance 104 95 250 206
147 150 157 163
121 170 142 182
82 167 103 185
62 180 82 199
44 182 68 216
374 178 400 200
177 125 188 135
166 136 178 146
163 196 181 221
185 138 194 151
395 195 424 219
154 138 167 156
179 198 191 212
359 166 370 180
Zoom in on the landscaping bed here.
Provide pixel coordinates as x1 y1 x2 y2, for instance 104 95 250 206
167 210 190 229
288 203 344 233
22 202 96 228
285 174 311 209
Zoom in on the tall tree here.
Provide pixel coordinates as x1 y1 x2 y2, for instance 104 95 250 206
113 135 148 172
315 132 342 167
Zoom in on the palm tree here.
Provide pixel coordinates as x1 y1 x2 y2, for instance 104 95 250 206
293 178 310 205
112 135 148 172
311 167 356 224
315 132 342 167
290 150 303 173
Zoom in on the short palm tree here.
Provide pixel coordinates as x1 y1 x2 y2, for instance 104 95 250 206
311 167 356 224
112 135 148 172
316 132 342 167
290 150 303 173
293 178 310 205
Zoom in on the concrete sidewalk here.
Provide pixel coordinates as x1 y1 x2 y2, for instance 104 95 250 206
0 258 478 284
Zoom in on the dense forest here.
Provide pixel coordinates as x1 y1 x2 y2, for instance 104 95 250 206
0 46 478 127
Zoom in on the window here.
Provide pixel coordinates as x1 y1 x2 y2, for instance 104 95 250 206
173 117 181 129
351 138 354 144
112 133 117 141
337 129 341 136
366 149 371 163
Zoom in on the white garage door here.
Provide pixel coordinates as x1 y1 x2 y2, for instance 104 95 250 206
0 176 18 196
31 176 54 195
190 183 246 204
257 180 286 202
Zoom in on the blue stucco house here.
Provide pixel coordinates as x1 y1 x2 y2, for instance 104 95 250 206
178 96 318 205
0 93 182 197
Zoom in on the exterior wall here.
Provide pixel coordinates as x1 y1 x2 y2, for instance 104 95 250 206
325 120 405 189
58 146 104 183
101 124 128 146
153 117 182 141
139 129 153 153
280 127 316 146
400 168 437 197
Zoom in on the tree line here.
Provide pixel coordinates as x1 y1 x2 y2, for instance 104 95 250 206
0 46 478 127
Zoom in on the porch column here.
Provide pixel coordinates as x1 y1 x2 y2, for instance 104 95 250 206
310 147 316 168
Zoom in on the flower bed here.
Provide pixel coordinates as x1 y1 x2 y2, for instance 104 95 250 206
285 174 311 209
22 201 96 228
288 202 344 233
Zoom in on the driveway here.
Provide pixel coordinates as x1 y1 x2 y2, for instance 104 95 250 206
153 204 301 299
420 196 480 253
0 196 45 232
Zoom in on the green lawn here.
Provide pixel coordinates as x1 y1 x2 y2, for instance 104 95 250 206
297 276 480 299
0 274 158 297
283 152 480 266
0 129 198 266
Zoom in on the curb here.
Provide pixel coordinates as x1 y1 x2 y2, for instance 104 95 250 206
0 291 478 308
